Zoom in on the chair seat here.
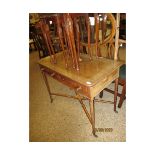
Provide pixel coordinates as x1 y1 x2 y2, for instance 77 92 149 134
119 64 126 79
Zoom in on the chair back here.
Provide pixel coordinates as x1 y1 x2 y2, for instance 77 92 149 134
36 13 120 71
72 13 116 59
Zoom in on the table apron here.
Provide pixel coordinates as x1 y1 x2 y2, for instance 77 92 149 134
40 66 90 98
40 66 119 99
89 69 119 98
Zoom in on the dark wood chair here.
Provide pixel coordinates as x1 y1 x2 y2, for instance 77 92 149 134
29 24 37 51
30 29 49 58
36 14 80 70
42 15 62 52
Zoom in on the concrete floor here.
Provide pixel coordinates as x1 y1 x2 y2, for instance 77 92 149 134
29 47 126 142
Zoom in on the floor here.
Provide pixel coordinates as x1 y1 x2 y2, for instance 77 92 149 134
29 47 126 142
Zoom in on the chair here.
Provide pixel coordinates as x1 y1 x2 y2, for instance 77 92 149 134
73 13 116 59
33 14 65 59
42 15 63 52
29 24 37 51
30 29 49 59
99 39 126 108
72 13 122 111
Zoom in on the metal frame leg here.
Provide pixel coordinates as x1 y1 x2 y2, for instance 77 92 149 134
114 78 118 112
90 98 97 137
40 70 100 137
74 91 97 137
41 70 53 103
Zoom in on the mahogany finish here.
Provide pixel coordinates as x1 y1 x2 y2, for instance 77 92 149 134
37 13 123 136
39 52 123 136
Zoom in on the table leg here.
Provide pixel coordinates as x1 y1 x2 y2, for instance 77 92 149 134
114 78 118 112
118 83 126 108
90 98 97 137
41 70 53 103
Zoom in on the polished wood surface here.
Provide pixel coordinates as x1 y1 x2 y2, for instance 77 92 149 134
39 52 123 98
39 51 123 137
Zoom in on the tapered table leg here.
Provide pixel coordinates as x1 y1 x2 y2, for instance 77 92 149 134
90 98 97 137
41 70 53 103
114 78 118 112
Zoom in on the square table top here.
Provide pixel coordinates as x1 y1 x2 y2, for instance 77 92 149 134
38 52 123 87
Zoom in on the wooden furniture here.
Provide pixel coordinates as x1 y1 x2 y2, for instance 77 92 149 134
29 24 37 51
30 30 49 58
73 13 116 59
99 64 126 108
38 52 123 136
38 13 123 137
42 14 63 52
100 14 126 108
119 13 126 40
117 64 126 108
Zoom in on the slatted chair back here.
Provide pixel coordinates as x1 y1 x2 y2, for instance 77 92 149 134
31 27 49 58
37 13 119 71
72 13 116 59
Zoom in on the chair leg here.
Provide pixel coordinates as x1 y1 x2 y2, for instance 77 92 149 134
99 90 103 98
118 83 126 108
114 78 118 112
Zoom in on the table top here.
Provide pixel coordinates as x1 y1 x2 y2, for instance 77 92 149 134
38 52 123 87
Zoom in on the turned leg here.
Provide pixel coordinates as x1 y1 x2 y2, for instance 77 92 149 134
41 70 53 103
90 98 97 137
118 83 126 108
114 78 118 112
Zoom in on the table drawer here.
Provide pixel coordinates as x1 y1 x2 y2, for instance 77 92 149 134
42 67 89 97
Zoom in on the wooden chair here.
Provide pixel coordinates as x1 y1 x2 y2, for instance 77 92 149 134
79 13 100 59
42 15 63 52
99 39 126 108
72 13 116 59
36 14 79 69
31 27 49 58
98 13 126 108
76 13 126 108
71 13 123 111
29 24 37 51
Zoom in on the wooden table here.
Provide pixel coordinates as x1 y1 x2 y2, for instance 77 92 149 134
38 52 123 136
